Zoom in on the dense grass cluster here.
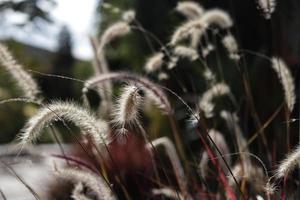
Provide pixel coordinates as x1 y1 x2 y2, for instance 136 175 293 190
1 0 300 199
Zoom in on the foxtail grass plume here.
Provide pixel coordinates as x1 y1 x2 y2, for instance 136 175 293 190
18 101 109 146
201 9 233 29
175 1 204 20
199 83 230 118
275 145 300 179
170 9 232 45
113 84 144 133
0 43 40 100
55 168 116 200
173 45 199 61
271 57 295 112
97 22 131 55
257 0 276 19
222 34 240 61
170 19 206 45
144 52 164 73
84 72 172 114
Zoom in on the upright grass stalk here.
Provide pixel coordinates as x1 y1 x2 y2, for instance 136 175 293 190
0 43 40 100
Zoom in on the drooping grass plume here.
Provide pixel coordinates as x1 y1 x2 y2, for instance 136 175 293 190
271 57 295 112
71 183 93 200
152 188 184 200
170 19 206 45
199 83 230 118
200 9 233 29
173 45 199 61
112 84 144 133
0 43 40 100
222 34 240 61
175 1 204 20
170 9 232 45
84 72 172 114
97 22 131 55
257 0 276 19
55 168 116 200
274 144 300 179
148 137 190 199
144 52 164 73
18 101 109 146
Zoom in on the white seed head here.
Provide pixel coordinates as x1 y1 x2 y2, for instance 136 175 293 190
222 34 240 61
113 84 144 127
84 72 172 114
145 52 164 73
158 72 169 80
201 9 233 29
19 101 109 146
170 19 206 45
275 145 300 179
176 1 204 20
0 43 40 100
174 45 199 61
199 83 230 118
98 22 131 55
122 10 135 23
271 57 295 112
55 168 116 200
257 0 276 19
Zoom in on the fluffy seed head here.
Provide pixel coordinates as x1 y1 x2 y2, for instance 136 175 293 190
275 145 300 179
122 10 135 23
113 84 144 127
271 57 295 112
84 72 172 114
145 52 164 73
176 1 204 20
18 101 109 146
173 45 199 61
201 9 233 29
222 34 240 61
170 19 206 45
0 43 40 100
199 83 230 118
257 0 276 19
55 168 116 200
98 22 131 55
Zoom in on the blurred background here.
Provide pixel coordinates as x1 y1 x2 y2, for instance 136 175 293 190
1 0 300 147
